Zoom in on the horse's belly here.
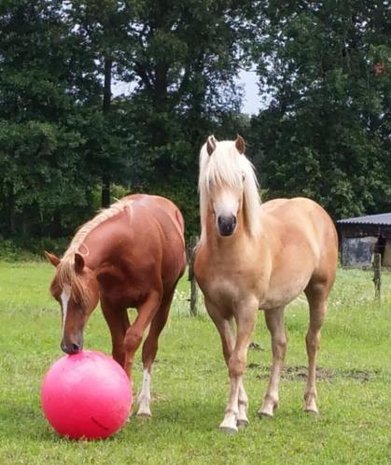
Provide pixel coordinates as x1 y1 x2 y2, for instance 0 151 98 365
259 273 311 310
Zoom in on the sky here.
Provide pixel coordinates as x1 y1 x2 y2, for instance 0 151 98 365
113 69 262 115
238 70 261 115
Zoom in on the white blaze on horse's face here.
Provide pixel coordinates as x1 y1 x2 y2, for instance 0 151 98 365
212 185 242 237
59 283 87 355
60 285 71 333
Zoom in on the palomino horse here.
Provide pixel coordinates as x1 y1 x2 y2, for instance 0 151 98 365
46 194 186 416
194 136 338 432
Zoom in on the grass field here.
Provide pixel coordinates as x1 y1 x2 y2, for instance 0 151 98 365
0 261 391 465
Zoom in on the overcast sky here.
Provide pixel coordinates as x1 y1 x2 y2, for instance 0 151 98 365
113 69 262 115
238 70 261 115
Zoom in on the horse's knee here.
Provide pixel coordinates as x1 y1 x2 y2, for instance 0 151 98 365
228 353 245 378
124 327 143 353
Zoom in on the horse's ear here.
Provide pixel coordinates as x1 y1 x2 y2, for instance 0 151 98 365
44 251 61 267
74 253 85 274
235 134 245 154
206 135 217 155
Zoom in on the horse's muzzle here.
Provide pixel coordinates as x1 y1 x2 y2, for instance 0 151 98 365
61 339 83 355
217 215 237 236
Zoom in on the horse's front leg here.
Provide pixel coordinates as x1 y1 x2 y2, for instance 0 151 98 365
207 298 257 433
101 300 130 367
123 291 161 413
258 306 287 417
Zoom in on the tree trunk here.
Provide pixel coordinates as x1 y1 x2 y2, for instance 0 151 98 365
5 182 17 236
101 175 111 208
101 56 112 208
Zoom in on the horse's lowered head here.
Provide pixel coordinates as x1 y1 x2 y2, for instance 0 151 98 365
45 251 100 354
199 135 260 238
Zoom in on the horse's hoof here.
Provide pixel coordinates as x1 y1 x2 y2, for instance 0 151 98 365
237 419 249 429
137 413 152 420
257 409 274 419
304 407 319 416
220 425 238 434
136 407 152 418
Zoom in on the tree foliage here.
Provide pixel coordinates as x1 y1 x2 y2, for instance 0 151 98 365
0 0 390 247
0 0 253 240
250 0 391 218
0 0 97 237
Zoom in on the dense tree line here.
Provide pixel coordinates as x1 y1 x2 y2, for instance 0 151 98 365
0 0 390 251
251 0 391 217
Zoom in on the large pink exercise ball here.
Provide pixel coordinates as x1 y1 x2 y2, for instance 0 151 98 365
41 350 132 440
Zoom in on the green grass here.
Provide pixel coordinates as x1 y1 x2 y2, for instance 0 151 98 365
1 262 391 464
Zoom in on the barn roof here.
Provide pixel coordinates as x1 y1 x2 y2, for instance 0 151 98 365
337 212 391 226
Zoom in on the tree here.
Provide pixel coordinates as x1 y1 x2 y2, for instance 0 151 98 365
118 0 255 235
250 0 391 219
0 0 261 242
68 0 142 207
0 0 98 237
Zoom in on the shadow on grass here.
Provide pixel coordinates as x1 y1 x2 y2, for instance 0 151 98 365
0 397 225 444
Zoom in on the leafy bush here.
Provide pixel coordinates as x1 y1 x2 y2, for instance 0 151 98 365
0 237 69 261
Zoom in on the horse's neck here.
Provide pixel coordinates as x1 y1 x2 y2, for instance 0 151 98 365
69 226 112 271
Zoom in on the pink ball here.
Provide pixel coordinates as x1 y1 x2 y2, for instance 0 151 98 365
41 350 132 440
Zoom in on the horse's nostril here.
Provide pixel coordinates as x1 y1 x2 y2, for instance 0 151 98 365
61 341 81 354
70 343 80 353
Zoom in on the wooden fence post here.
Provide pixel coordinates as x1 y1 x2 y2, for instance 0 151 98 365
187 236 199 316
372 252 381 300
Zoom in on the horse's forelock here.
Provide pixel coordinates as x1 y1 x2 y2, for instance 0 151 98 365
200 141 251 190
199 140 261 238
56 259 89 306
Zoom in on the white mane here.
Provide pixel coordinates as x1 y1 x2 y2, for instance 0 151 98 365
198 139 261 241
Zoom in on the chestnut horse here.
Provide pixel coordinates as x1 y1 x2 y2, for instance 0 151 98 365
194 136 338 432
46 194 186 416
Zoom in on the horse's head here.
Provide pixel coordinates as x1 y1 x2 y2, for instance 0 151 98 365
45 251 100 354
199 135 260 238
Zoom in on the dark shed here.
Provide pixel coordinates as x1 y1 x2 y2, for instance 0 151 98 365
336 213 391 267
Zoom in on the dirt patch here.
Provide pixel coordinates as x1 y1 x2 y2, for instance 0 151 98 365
247 364 379 382
249 342 264 351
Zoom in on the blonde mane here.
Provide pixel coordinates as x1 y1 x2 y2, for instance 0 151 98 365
198 140 261 241
56 197 132 303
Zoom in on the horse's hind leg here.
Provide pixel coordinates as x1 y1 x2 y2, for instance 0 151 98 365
137 290 174 416
258 306 287 417
304 282 329 414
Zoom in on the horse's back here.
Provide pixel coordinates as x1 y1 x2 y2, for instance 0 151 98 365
91 194 186 296
126 194 182 218
262 197 337 245
129 194 184 246
262 197 338 281
125 194 186 280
